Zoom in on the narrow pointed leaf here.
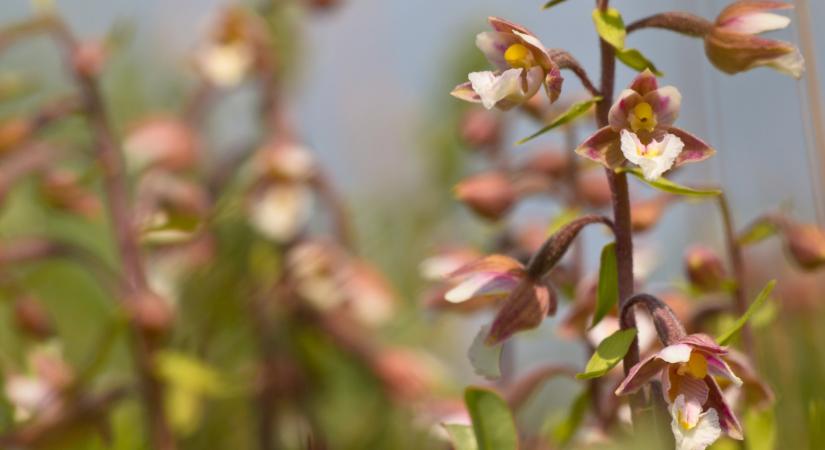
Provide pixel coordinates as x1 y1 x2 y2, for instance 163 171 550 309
616 48 663 76
518 97 601 144
444 424 479 450
623 167 721 197
717 279 776 345
738 218 779 246
591 242 618 328
576 328 637 379
592 7 626 49
542 0 571 10
464 387 519 450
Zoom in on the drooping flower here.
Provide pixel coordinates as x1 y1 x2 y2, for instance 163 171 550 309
442 254 526 305
451 17 563 110
705 1 804 78
615 333 744 441
670 394 723 450
195 8 257 87
576 70 714 180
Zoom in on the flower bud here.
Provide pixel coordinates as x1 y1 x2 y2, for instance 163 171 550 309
13 296 54 340
576 168 611 208
127 291 175 337
521 148 570 178
72 40 107 77
454 171 517 221
486 280 555 345
630 195 672 233
39 170 102 219
705 1 804 78
782 221 825 270
371 348 437 401
684 245 727 292
458 108 501 149
304 0 342 12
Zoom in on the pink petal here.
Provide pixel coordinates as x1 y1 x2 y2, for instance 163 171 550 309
445 272 520 303
575 127 622 168
615 353 667 396
664 127 716 166
544 66 563 104
448 254 524 279
609 89 642 130
644 86 681 127
476 31 518 71
705 376 743 440
717 1 793 33
706 355 743 386
629 69 659 95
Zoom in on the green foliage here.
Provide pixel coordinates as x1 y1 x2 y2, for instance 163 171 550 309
542 0 572 10
592 7 626 49
744 408 776 450
468 325 502 380
577 328 637 379
464 387 519 450
592 242 618 328
549 389 590 446
717 280 777 345
445 424 479 450
616 48 663 76
623 167 722 197
517 97 601 144
738 218 779 245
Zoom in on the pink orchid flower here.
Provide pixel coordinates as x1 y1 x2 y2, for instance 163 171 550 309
452 17 563 110
575 70 714 180
615 334 744 442
706 1 804 78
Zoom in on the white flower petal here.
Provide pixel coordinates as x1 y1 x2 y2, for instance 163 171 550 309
659 343 693 364
248 185 312 242
468 69 523 110
670 395 723 450
723 12 790 35
765 48 805 79
475 31 515 71
619 129 645 165
621 131 684 180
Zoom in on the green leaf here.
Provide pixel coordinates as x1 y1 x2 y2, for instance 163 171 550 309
468 325 502 380
738 218 779 246
616 48 663 76
592 7 626 49
717 280 776 345
464 387 519 450
591 242 618 328
444 424 479 450
550 389 590 446
577 328 637 379
623 167 722 197
542 0 570 9
517 97 601 144
155 351 228 396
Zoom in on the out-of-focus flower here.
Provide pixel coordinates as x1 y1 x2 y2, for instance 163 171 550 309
135 171 210 245
4 346 73 422
454 171 517 221
248 142 318 243
459 108 502 149
670 394 722 450
371 348 441 402
780 220 825 270
576 70 714 180
127 290 176 336
0 118 32 154
616 333 743 441
39 169 102 219
718 350 774 410
442 254 525 305
631 194 672 232
684 245 728 292
521 147 570 179
705 1 804 78
451 17 563 110
195 8 257 87
123 116 199 172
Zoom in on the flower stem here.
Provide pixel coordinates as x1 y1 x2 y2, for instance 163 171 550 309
717 193 755 356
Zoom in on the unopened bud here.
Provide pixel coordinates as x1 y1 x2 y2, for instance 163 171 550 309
576 168 611 208
782 221 825 270
73 40 107 77
0 119 32 154
124 117 199 172
522 148 570 178
631 195 672 233
459 108 501 149
39 170 102 219
684 245 727 292
454 171 517 221
127 291 175 336
487 280 555 345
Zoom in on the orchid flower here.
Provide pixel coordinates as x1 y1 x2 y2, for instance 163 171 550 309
452 17 563 110
706 1 804 78
670 394 723 450
576 70 714 180
615 333 744 441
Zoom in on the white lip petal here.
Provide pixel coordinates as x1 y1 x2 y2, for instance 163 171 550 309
468 69 523 110
670 395 723 450
723 12 790 35
620 130 684 180
475 31 516 71
764 48 805 79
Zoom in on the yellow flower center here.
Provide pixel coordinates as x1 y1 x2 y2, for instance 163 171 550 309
676 352 708 380
629 102 657 133
678 410 696 431
504 43 535 70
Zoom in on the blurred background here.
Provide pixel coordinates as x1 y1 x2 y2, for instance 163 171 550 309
0 0 824 449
